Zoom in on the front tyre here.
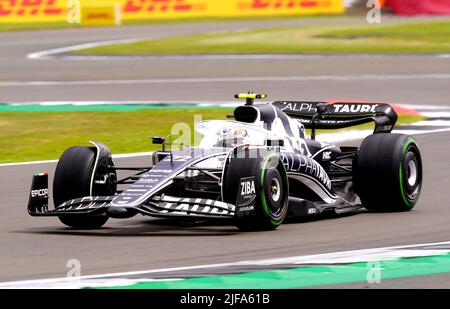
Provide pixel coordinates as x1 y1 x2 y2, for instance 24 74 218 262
355 133 422 211
53 146 112 229
223 149 289 231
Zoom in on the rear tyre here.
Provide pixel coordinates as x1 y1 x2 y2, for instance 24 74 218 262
223 149 289 231
354 133 422 212
53 146 110 229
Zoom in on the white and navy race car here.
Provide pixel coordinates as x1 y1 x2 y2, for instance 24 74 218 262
28 93 423 231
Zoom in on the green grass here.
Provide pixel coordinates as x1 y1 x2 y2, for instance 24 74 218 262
75 20 450 55
0 109 423 164
0 108 230 163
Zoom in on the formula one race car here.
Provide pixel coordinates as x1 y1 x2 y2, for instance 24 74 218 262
28 93 423 231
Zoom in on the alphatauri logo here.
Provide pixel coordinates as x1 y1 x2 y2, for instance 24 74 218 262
333 104 379 113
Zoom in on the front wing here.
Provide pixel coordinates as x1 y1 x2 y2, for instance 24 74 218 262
28 174 235 220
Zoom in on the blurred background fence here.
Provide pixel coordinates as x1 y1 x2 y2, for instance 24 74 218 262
0 0 345 25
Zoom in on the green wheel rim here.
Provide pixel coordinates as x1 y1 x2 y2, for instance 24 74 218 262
399 138 420 207
260 154 288 226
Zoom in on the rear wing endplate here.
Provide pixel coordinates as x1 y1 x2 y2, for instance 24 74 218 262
272 101 398 133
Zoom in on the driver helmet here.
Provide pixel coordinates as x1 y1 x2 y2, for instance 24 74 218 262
216 128 250 148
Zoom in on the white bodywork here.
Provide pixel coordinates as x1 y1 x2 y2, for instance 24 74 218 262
195 120 311 156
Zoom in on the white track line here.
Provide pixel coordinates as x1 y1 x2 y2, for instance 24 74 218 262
5 100 238 106
26 39 450 61
27 37 152 60
409 120 450 126
422 111 450 118
25 29 450 61
30 53 450 61
2 74 450 87
0 159 58 167
0 240 449 288
400 103 450 111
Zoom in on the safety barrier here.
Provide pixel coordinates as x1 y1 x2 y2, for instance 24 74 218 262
0 0 344 24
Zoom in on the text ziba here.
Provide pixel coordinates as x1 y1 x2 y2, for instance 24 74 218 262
241 180 256 195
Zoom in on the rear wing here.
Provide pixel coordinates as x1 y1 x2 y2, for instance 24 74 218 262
272 101 398 133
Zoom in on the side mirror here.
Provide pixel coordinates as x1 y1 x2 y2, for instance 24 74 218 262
152 136 165 145
152 136 166 151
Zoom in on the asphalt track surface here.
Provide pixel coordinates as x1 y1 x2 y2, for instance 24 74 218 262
1 17 450 287
0 16 449 104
